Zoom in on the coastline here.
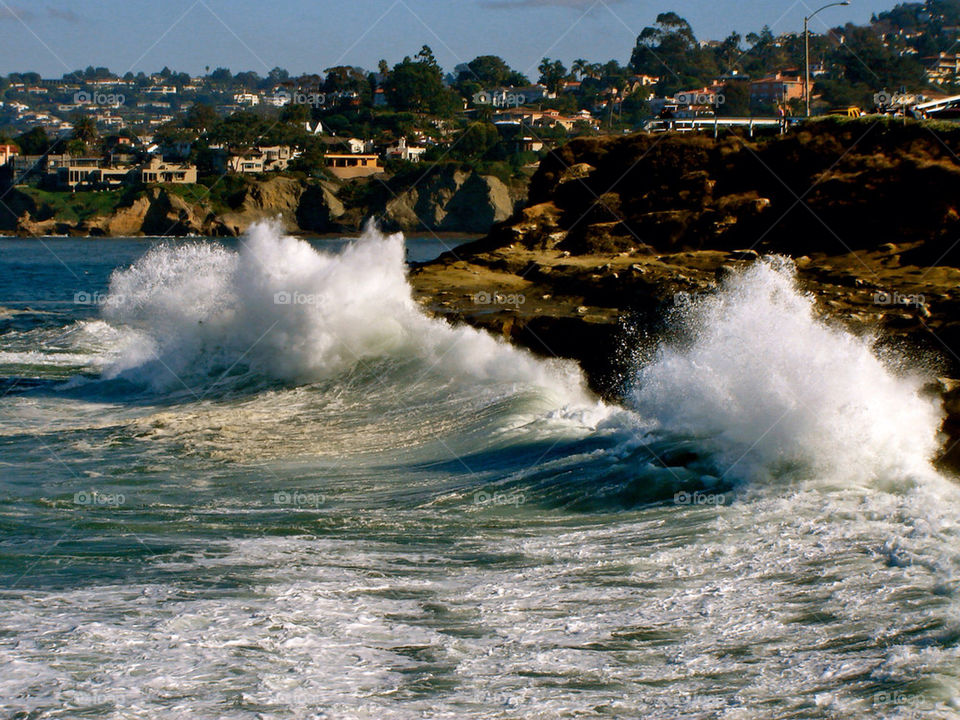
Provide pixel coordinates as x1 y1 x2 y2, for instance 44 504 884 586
410 119 960 471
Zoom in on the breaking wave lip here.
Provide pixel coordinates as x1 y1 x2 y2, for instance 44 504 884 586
92 220 596 407
629 256 945 487
20 221 945 499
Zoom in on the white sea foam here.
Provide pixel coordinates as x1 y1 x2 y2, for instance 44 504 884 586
100 221 591 407
632 257 943 485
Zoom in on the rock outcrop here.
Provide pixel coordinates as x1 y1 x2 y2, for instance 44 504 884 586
381 165 516 233
410 118 960 471
0 166 518 237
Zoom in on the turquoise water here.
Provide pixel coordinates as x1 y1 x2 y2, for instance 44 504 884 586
1 225 959 719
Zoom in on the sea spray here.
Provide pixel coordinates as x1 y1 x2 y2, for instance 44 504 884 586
99 221 592 407
631 256 942 484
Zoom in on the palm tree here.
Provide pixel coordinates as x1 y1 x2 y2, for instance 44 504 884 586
70 113 98 151
572 59 588 80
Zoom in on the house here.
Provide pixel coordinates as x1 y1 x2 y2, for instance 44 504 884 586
384 137 426 163
225 145 299 173
924 53 960 83
373 88 388 107
258 145 299 171
233 92 260 106
346 138 375 154
10 153 70 180
750 72 805 104
57 161 136 190
324 153 383 179
227 153 264 173
0 144 19 166
511 84 555 102
510 136 544 154
141 157 197 184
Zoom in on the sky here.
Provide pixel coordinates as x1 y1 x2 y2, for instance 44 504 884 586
0 0 901 79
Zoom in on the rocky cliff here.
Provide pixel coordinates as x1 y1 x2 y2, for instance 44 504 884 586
0 165 519 237
410 118 960 471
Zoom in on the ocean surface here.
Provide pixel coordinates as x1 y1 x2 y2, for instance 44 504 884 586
1 224 959 719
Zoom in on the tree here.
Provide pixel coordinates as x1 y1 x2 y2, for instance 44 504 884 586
631 12 717 95
185 103 217 131
721 81 751 116
386 49 456 114
323 66 369 94
234 71 261 89
14 127 49 155
208 67 233 88
267 67 290 84
538 58 568 94
453 122 500 160
459 55 529 88
71 114 99 147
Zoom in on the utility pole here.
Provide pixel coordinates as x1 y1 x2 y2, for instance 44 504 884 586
805 2 850 117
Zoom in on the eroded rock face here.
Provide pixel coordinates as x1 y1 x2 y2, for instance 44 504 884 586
0 167 519 237
503 119 960 258
411 119 960 471
381 166 516 233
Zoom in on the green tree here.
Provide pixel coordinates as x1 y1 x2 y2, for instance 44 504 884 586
14 127 49 155
630 12 717 95
537 58 568 94
71 114 99 148
459 55 529 88
386 48 456 114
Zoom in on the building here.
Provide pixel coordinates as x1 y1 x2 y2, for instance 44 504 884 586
233 92 260 106
227 153 264 173
384 137 426 163
10 153 71 181
224 145 299 173
324 153 383 179
258 145 299 171
141 157 197 184
346 138 375 154
924 52 960 83
750 72 805 104
57 161 135 190
0 144 19 166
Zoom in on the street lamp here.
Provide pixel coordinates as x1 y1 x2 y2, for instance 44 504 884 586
805 1 850 117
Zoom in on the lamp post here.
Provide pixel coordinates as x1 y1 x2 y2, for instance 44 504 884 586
805 1 850 117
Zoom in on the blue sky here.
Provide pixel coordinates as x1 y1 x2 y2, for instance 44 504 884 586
0 0 898 78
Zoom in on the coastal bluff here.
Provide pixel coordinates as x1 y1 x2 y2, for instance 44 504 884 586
410 118 960 471
0 164 519 237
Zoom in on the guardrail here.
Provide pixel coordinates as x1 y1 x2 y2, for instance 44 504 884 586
643 117 791 136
